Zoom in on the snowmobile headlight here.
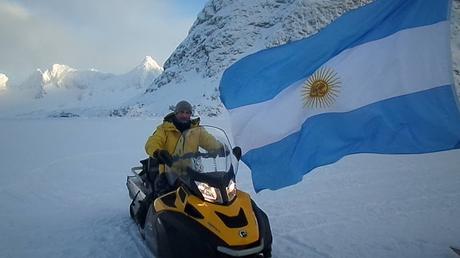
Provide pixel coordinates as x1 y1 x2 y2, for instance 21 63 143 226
226 179 237 202
195 181 223 203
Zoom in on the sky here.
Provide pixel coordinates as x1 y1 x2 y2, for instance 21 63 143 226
0 0 208 84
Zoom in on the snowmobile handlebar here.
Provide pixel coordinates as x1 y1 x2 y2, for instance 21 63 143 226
170 150 228 163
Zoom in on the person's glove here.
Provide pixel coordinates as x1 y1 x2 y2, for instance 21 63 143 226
154 172 171 196
154 149 173 167
232 146 242 161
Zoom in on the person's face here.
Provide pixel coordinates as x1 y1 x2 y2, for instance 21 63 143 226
175 110 191 123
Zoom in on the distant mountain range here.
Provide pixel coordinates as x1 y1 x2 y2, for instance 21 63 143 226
0 56 163 118
1 0 459 118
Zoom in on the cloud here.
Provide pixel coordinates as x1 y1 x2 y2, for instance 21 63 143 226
0 0 205 84
0 1 30 20
0 1 81 84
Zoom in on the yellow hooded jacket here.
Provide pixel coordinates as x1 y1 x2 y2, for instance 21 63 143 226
145 113 221 173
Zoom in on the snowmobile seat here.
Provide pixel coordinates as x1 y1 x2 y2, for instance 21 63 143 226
139 157 160 188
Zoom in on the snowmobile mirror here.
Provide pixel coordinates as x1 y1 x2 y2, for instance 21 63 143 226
232 147 242 161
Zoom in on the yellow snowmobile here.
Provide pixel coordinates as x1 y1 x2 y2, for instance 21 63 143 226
127 126 272 258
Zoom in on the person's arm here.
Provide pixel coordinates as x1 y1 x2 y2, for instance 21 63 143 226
199 129 224 153
145 126 166 157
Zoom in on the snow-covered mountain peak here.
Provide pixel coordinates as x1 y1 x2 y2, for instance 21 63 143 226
41 64 79 90
156 0 373 87
0 56 164 118
140 56 163 72
142 0 373 115
122 56 164 90
16 64 107 97
18 69 46 93
0 73 8 91
43 64 76 82
137 0 459 117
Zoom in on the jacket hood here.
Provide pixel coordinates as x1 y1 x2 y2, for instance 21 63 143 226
163 112 200 128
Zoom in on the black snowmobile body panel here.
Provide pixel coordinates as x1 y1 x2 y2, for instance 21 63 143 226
143 206 271 258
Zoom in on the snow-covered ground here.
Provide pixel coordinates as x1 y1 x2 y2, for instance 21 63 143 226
0 118 459 258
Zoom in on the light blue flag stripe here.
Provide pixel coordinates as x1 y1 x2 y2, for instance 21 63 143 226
220 0 450 109
244 85 460 191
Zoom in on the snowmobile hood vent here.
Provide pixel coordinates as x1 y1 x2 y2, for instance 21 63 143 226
160 192 177 208
184 203 204 219
215 208 248 228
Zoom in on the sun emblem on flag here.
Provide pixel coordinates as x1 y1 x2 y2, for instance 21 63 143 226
302 66 341 108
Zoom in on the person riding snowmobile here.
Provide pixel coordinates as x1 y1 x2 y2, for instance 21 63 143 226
145 100 196 172
138 100 224 227
127 125 273 257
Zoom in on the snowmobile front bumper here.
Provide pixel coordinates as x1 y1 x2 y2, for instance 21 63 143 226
216 238 265 256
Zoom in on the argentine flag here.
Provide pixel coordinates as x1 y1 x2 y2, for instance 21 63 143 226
219 0 460 192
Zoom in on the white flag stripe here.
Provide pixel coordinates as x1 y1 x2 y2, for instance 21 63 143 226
230 21 452 154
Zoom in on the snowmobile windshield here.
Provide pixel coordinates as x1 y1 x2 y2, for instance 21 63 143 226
165 126 238 203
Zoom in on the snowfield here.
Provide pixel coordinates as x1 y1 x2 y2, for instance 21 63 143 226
0 118 459 258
